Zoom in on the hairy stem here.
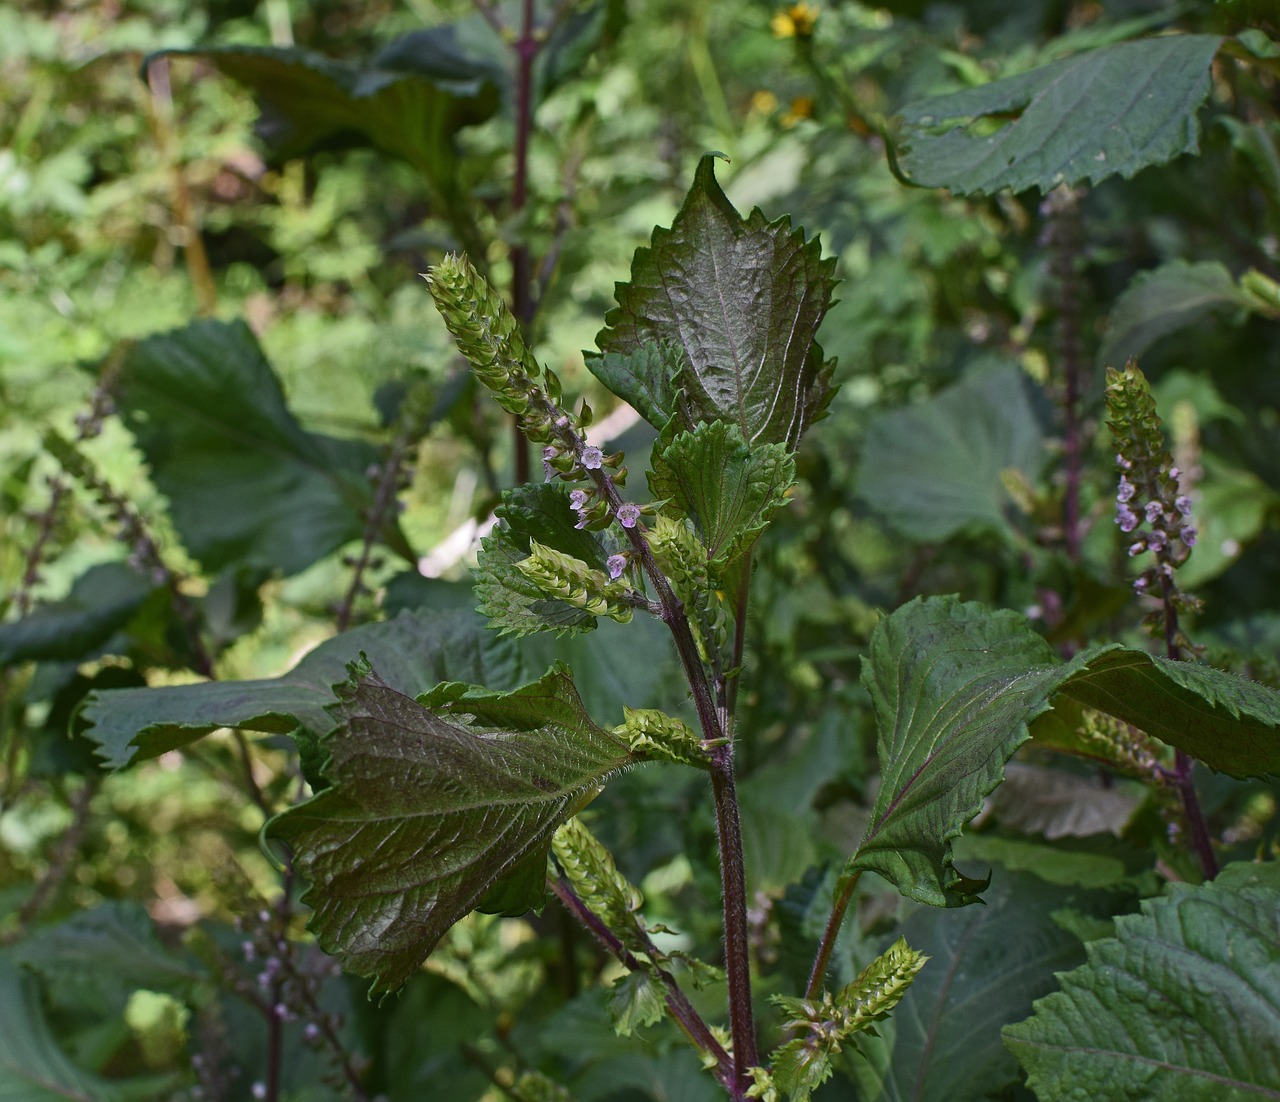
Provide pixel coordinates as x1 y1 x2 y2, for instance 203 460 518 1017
804 870 861 1000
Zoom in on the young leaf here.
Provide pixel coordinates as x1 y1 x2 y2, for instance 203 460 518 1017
595 153 838 449
896 34 1223 195
648 420 795 570
267 661 632 993
114 319 399 577
848 597 1095 906
79 609 523 769
854 362 1045 542
1004 860 1280 1100
1099 260 1257 369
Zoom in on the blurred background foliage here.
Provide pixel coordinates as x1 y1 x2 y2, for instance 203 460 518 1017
3 0 1280 1098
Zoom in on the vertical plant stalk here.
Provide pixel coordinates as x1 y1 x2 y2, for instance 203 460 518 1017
803 870 861 1001
550 877 736 1092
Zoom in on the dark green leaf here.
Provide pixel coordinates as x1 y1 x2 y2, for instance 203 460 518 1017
267 662 632 993
1004 860 1280 1100
0 563 155 666
584 342 685 430
78 609 523 769
847 870 1105 1102
475 483 611 637
149 42 498 183
849 597 1095 906
1100 260 1255 368
897 35 1223 195
595 153 838 449
648 420 795 570
114 319 392 576
855 363 1045 542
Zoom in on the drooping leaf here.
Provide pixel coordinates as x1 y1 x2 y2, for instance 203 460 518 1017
584 342 685 430
148 41 498 186
1099 260 1256 368
648 420 795 571
897 34 1223 195
849 597 1093 906
855 363 1045 542
0 958 174 1102
0 563 155 665
595 153 838 449
475 483 612 637
113 319 398 577
78 609 523 769
1004 860 1280 1100
1058 646 1280 779
267 662 632 993
986 761 1144 840
847 870 1116 1102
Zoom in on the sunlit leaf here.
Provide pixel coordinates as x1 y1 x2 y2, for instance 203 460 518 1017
897 35 1222 195
267 661 632 993
1005 860 1280 1100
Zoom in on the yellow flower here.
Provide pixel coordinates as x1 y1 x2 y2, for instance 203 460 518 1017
750 89 779 115
771 2 820 40
781 95 816 127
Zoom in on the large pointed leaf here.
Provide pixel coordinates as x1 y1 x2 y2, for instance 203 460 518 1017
148 41 498 181
594 153 838 449
267 662 632 993
847 870 1113 1102
897 35 1223 195
848 597 1095 906
854 363 1045 542
648 420 795 569
0 563 155 665
1099 260 1256 368
78 609 523 769
114 319 395 576
1004 860 1280 1100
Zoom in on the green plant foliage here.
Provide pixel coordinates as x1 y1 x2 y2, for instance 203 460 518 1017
854 362 1046 542
79 609 522 768
585 342 685 431
897 34 1224 195
1004 860 1280 1100
595 153 838 449
114 319 399 576
266 661 633 993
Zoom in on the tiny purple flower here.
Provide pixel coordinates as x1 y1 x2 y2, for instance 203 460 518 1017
1147 529 1167 553
1143 500 1164 524
1175 495 1192 516
542 445 559 479
616 503 641 529
1169 467 1181 480
607 553 628 579
1116 476 1136 504
581 445 604 470
569 489 590 512
1116 504 1140 532
1127 540 1146 557
1133 576 1149 592
1180 525 1197 547
1116 454 1132 470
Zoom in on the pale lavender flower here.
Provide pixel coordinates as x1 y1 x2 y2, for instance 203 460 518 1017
1127 540 1146 557
1175 495 1192 516
569 488 590 513
1180 525 1198 546
607 553 628 579
1116 476 1137 503
1144 500 1164 524
542 445 559 479
581 445 604 470
616 503 641 528
1116 503 1140 532
1147 529 1167 553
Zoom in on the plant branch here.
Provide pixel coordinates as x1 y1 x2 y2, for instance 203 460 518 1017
804 870 861 1000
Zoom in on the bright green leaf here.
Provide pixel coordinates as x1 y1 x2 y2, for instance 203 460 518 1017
1004 860 1280 1100
897 35 1223 195
1100 260 1256 368
267 661 632 993
855 363 1045 542
78 609 523 769
114 319 395 576
595 153 838 449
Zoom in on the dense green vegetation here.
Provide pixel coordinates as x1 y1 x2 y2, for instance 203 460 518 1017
4 1 1280 1099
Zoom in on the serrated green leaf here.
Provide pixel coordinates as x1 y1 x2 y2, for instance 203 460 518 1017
475 483 614 637
849 597 1095 905
648 421 795 570
854 363 1045 542
584 341 685 430
848 870 1113 1102
267 662 632 993
609 971 665 1037
897 34 1223 195
78 609 523 769
114 319 395 576
1100 260 1256 368
595 153 838 449
1058 646 1280 779
0 563 155 666
1004 860 1280 1100
0 958 174 1102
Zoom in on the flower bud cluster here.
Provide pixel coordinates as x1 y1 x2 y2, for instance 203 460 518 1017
514 540 634 623
1105 362 1199 598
